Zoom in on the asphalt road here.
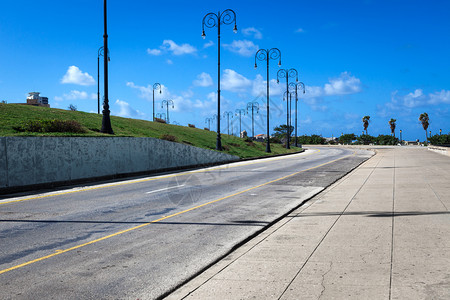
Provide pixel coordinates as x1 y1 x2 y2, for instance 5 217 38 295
0 147 372 299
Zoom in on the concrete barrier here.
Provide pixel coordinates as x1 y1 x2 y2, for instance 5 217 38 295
428 145 450 156
0 137 239 191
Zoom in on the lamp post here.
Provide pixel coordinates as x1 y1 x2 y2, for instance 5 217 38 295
212 114 219 132
400 129 402 144
100 0 113 134
255 48 281 153
247 102 259 138
289 82 305 147
283 91 295 143
156 113 166 121
223 111 233 135
205 117 213 130
202 9 237 151
97 46 104 114
235 108 246 136
440 129 442 135
161 100 174 124
152 83 162 121
277 68 298 149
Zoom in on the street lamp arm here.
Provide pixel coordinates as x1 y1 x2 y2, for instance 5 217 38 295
298 82 306 94
288 68 298 81
153 83 162 93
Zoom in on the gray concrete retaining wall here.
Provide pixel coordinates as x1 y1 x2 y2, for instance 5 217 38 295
0 137 239 190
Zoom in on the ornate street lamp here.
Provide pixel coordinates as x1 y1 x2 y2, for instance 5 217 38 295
97 46 109 114
202 9 237 150
156 113 166 122
255 48 281 152
223 111 233 135
152 83 162 121
247 101 259 138
277 68 298 148
400 129 403 144
235 108 246 136
161 100 174 124
289 82 305 147
100 0 113 134
205 117 213 130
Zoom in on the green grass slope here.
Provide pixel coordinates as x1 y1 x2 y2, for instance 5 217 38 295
0 103 302 158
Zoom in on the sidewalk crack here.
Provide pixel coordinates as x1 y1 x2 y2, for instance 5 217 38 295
318 261 333 299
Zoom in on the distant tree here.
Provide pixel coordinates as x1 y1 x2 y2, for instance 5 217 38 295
356 134 376 145
419 113 429 142
362 116 370 135
339 133 356 145
273 124 294 141
68 104 77 111
376 134 399 145
388 118 396 137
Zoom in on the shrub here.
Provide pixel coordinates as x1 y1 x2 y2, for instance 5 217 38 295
204 127 210 131
13 119 86 133
155 118 166 124
188 124 196 128
160 134 177 142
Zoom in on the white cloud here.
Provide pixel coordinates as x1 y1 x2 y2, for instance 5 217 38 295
193 72 213 87
385 89 450 111
242 27 263 39
221 69 252 92
162 40 197 55
126 82 156 100
252 74 283 97
55 90 96 101
147 48 162 55
147 40 197 56
324 72 362 95
166 59 173 65
203 40 215 48
61 66 95 86
114 99 145 118
428 90 450 105
223 40 259 57
295 28 305 33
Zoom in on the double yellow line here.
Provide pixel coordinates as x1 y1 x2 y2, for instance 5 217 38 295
0 149 353 276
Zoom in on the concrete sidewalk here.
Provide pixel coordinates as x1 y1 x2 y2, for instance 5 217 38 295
165 147 449 300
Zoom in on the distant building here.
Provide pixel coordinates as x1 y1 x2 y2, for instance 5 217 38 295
26 92 50 107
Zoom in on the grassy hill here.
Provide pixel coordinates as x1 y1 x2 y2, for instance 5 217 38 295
0 103 302 158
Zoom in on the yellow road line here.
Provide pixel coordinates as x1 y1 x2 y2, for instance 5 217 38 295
0 149 320 206
0 150 353 276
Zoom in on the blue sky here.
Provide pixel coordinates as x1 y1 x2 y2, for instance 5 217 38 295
1 0 449 141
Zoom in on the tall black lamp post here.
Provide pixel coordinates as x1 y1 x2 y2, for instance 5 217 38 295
97 46 110 114
289 81 305 147
400 129 402 144
162 100 174 124
223 111 233 135
277 68 298 148
152 83 162 121
100 0 113 134
202 9 237 150
235 108 246 136
255 48 281 153
247 102 259 138
283 90 295 143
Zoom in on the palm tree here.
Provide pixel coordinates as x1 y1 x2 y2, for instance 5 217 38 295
419 113 429 142
362 116 370 135
389 118 396 138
